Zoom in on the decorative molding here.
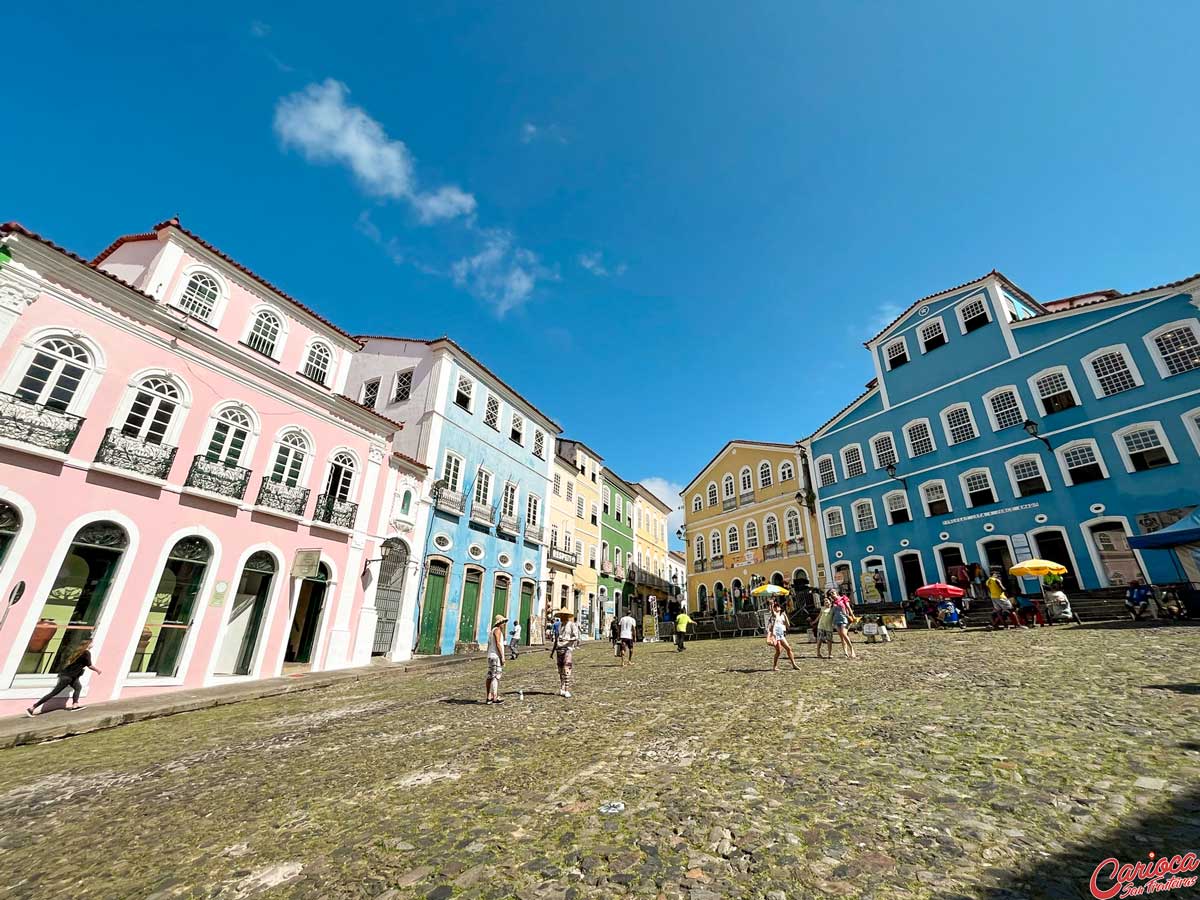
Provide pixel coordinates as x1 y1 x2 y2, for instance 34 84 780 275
0 280 39 314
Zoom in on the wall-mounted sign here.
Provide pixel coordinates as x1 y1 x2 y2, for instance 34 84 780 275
291 549 322 579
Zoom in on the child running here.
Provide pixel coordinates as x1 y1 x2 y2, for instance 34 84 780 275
767 601 800 671
816 595 835 659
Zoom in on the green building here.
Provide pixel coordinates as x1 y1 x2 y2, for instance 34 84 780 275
599 473 636 626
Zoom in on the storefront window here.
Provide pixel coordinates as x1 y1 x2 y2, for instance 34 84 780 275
129 537 212 678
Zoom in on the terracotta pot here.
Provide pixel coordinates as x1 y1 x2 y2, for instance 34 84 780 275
28 619 58 654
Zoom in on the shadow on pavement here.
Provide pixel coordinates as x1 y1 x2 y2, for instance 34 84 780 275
1141 683 1200 695
968 783 1200 900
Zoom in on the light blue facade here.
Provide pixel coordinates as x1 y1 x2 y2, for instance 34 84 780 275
421 354 558 654
809 272 1200 601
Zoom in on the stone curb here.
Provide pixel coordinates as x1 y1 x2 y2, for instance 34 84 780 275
0 653 484 751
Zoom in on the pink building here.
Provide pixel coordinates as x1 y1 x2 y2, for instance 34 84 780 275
0 219 428 717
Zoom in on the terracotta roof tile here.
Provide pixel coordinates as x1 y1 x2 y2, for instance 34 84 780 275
682 438 800 494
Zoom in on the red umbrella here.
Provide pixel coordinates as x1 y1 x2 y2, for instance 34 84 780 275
915 583 965 599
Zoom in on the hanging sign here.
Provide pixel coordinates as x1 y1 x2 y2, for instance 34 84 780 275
291 549 322 579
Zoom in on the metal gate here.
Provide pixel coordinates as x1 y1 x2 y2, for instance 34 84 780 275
372 541 409 655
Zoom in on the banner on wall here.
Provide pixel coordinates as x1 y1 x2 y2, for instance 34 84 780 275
732 548 764 567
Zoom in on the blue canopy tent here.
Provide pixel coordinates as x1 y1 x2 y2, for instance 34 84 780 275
1128 509 1200 616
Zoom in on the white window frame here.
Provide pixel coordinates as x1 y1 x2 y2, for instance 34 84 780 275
483 393 501 430
692 495 702 512
391 368 415 403
851 499 876 533
918 478 952 517
2 328 108 418
441 450 465 494
982 385 1027 432
815 454 837 487
940 403 979 446
200 401 260 467
172 265 229 326
1112 421 1178 474
109 368 193 447
883 489 911 525
722 474 735 498
958 467 998 509
575 495 585 518
552 473 562 496
764 514 780 544
300 339 334 387
745 518 759 548
824 507 845 539
501 481 518 519
509 410 525 446
533 429 546 459
1143 319 1200 380
359 377 381 408
902 418 937 459
955 294 992 334
779 460 795 482
322 448 361 503
883 336 910 370
1082 344 1144 399
710 531 722 556
453 373 475 412
784 507 803 540
840 444 866 479
1181 406 1200 456
526 493 541 528
758 460 773 488
1004 453 1051 498
1054 438 1110 487
693 535 704 561
918 315 948 354
706 482 718 507
240 303 288 362
1027 365 1081 416
268 426 315 489
739 466 753 493
869 432 897 470
727 525 740 553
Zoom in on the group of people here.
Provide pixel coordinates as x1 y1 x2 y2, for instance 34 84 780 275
486 605 584 703
764 588 859 670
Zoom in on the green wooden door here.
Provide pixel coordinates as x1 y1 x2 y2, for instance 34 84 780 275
417 562 448 655
458 569 482 643
519 581 534 644
492 580 509 634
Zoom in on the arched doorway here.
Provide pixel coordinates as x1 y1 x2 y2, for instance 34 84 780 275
1030 529 1080 592
132 536 213 678
935 545 966 585
861 557 887 603
0 501 21 567
730 578 743 611
491 575 511 634
518 580 535 644
770 571 785 587
832 563 852 596
371 539 409 656
697 584 708 614
980 538 1015 578
714 581 726 615
416 560 449 654
286 563 331 669
896 551 925 602
17 521 128 676
216 551 277 676
457 567 484 644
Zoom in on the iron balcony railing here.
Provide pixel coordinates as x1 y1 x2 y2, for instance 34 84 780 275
549 546 578 566
695 559 708 573
786 537 806 556
524 524 544 545
95 428 177 480
314 493 358 529
184 455 251 500
764 542 783 560
469 500 495 527
739 490 755 505
257 477 310 517
435 489 466 516
722 497 737 511
710 554 725 570
497 514 520 536
0 393 85 454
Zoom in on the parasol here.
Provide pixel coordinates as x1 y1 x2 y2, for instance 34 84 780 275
915 583 965 600
1008 559 1068 578
751 584 790 596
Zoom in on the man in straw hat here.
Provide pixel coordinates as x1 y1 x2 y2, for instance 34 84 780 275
486 613 507 704
550 605 581 698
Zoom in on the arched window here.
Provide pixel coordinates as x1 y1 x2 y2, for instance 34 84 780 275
325 451 357 501
722 474 735 498
764 514 780 544
711 531 722 556
706 483 718 506
271 430 310 487
785 508 801 540
132 536 213 678
739 466 753 493
302 342 333 385
853 500 876 531
121 376 181 445
694 534 704 560
745 519 759 548
401 489 413 515
727 525 740 553
15 337 91 412
246 310 283 357
206 406 253 465
177 272 220 320
871 434 897 469
758 462 773 488
0 500 22 566
779 460 795 482
692 495 702 512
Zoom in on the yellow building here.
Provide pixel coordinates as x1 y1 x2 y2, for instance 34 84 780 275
680 440 825 614
548 439 604 636
630 482 675 618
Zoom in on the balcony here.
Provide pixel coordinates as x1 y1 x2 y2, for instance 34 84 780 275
786 537 806 556
764 542 783 560
695 559 708 573
497 514 520 537
524 524 544 545
615 565 626 580
184 455 251 500
469 500 495 527
710 554 724 570
314 493 358 529
722 497 737 511
435 488 466 516
94 428 177 480
739 490 755 505
601 559 614 575
0 393 85 454
256 477 310 517
549 546 578 567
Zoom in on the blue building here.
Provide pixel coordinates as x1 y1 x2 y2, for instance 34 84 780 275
806 270 1200 602
348 337 559 655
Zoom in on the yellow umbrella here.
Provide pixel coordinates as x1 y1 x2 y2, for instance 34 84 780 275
751 584 789 596
1008 559 1068 578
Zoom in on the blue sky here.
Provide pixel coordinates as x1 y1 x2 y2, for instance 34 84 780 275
7 2 1200 543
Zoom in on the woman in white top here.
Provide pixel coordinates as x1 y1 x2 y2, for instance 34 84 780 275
486 614 506 704
768 600 800 672
550 608 581 698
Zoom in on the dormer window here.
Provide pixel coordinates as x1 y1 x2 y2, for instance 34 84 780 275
919 319 947 353
177 272 220 321
360 378 380 408
959 297 990 333
885 338 909 370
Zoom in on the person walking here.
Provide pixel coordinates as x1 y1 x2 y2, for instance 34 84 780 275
617 610 637 667
27 640 100 716
609 616 620 657
767 601 801 671
987 568 1023 629
485 614 507 704
673 609 693 651
507 619 521 660
550 608 581 698
830 589 858 659
815 595 834 659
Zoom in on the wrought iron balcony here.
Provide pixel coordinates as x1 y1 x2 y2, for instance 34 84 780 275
497 514 520 536
739 490 755 505
710 554 725 570
764 542 783 560
549 546 578 567
435 488 466 516
524 524 544 545
786 537 806 556
694 559 708 573
314 493 358 529
0 393 85 454
601 559 614 575
469 500 495 527
184 455 251 500
722 497 737 511
95 428 177 480
256 477 310 517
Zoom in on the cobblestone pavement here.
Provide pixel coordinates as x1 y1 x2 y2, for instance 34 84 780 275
1 624 1197 900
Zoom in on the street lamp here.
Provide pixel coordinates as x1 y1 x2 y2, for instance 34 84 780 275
361 536 398 576
795 489 817 512
885 462 908 489
1023 419 1053 451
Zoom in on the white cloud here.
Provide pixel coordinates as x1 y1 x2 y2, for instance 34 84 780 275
520 121 567 145
274 79 475 222
578 250 626 278
250 20 271 37
639 477 686 548
451 230 557 316
866 301 904 338
520 122 539 144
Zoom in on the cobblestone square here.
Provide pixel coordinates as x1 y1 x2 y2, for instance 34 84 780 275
1 624 1197 900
